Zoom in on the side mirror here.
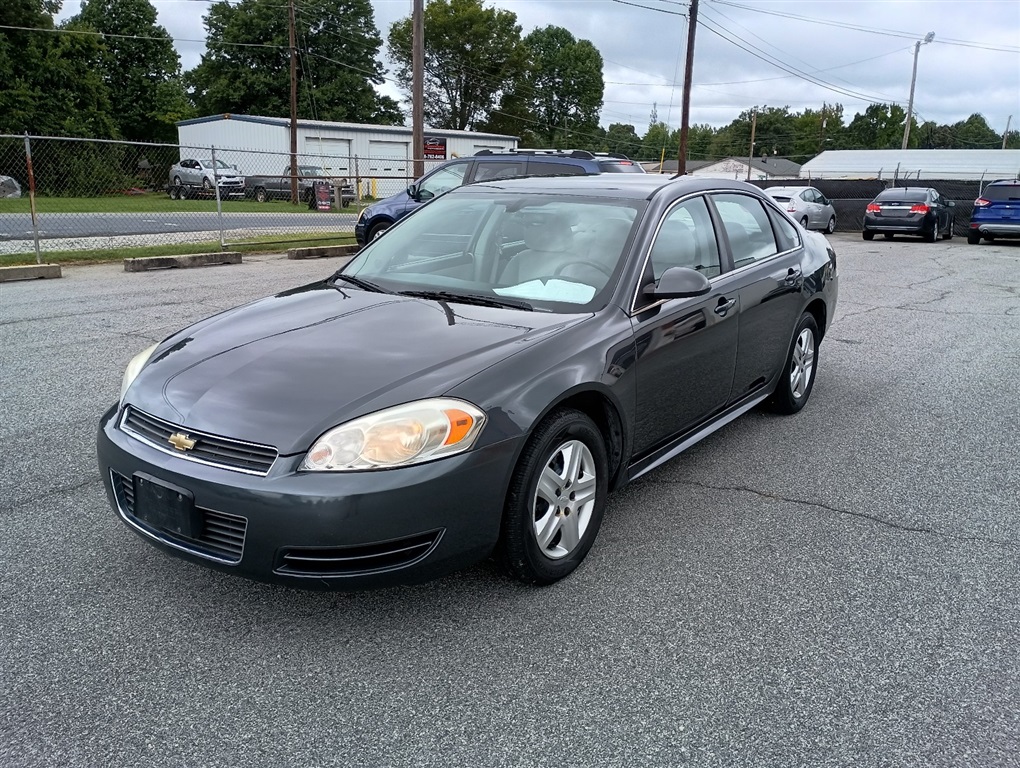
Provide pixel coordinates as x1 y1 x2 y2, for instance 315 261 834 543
417 188 435 202
406 184 418 199
948 201 956 208
643 266 711 299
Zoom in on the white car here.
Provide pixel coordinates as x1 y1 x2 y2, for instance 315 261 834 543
765 186 837 234
168 159 245 197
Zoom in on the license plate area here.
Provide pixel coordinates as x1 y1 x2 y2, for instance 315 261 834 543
133 473 200 539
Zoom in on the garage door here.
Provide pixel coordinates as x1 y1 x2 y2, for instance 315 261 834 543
304 137 352 175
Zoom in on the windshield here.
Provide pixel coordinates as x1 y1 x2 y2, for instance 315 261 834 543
339 191 643 313
299 166 325 177
200 160 233 170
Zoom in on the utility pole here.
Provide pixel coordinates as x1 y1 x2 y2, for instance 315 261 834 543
676 0 698 176
1004 115 1013 150
288 0 299 204
412 0 424 180
902 31 934 150
746 108 757 181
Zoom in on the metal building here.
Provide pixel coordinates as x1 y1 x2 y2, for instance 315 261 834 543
800 150 1020 182
175 114 518 193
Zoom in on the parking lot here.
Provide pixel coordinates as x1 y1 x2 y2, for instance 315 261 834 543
2 233 1018 767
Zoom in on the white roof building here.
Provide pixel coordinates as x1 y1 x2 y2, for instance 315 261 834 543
800 150 1020 181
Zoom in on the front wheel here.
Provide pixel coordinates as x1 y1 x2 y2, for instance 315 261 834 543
770 313 819 415
825 215 836 234
496 409 609 585
367 221 391 241
942 218 954 240
862 231 874 241
202 178 212 191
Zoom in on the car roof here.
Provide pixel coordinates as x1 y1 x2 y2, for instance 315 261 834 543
457 174 767 200
765 186 811 195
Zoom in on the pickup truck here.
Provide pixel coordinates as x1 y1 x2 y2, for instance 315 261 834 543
246 166 356 208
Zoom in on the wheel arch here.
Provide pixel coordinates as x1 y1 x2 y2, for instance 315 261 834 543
804 297 827 341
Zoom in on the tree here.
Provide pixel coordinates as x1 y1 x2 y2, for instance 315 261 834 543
70 0 190 143
947 114 1002 149
188 0 401 125
640 121 672 162
603 123 642 158
388 0 528 130
488 26 603 147
844 103 912 149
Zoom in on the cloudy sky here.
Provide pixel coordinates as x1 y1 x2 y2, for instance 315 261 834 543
58 0 1020 134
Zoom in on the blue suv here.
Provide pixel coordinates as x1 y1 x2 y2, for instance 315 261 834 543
354 149 643 245
968 179 1020 244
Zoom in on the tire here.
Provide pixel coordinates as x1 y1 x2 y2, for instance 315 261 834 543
967 230 981 245
172 175 182 188
202 178 212 191
943 219 954 240
769 313 819 415
862 231 874 241
496 408 609 585
367 221 391 241
825 215 836 234
983 235 996 242
923 222 937 242
254 187 267 203
799 216 809 229
168 185 180 200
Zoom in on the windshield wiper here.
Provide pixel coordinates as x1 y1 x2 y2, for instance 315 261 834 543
398 289 533 311
331 273 391 293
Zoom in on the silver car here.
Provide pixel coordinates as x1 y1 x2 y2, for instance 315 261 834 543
765 186 836 233
168 159 245 196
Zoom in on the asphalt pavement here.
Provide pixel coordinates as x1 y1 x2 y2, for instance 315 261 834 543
2 235 1018 767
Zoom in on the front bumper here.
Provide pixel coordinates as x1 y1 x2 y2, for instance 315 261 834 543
97 404 521 589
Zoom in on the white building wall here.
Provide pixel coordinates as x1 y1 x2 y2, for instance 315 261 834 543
801 149 1020 181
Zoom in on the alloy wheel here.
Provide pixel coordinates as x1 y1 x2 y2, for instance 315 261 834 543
532 439 597 560
790 328 815 399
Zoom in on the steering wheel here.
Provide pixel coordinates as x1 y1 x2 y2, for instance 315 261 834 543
552 260 614 279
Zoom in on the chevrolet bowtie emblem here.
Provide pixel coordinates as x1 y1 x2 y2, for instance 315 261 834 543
168 432 197 451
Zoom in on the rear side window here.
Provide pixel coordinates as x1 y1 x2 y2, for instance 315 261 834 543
981 184 1020 201
711 193 780 268
527 161 586 177
473 161 524 182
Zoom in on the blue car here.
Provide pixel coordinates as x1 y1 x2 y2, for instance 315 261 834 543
968 180 1020 244
354 149 643 245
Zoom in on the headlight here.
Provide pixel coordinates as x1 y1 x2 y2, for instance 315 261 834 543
301 398 486 471
120 343 158 404
357 206 372 224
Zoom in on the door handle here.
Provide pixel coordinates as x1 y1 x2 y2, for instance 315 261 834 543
782 267 803 286
714 297 736 316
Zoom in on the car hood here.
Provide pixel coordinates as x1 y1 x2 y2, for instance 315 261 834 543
127 281 586 454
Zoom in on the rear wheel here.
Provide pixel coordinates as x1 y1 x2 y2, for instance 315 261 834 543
983 235 996 242
770 313 819 415
967 230 981 245
924 222 938 242
799 216 809 229
862 231 874 241
254 187 267 203
825 215 836 234
496 409 609 585
168 185 180 200
942 218 954 240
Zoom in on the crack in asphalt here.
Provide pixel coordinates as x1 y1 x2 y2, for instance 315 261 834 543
643 478 1019 549
2 475 102 513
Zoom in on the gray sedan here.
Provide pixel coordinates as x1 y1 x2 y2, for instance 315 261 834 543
765 186 837 233
168 159 245 197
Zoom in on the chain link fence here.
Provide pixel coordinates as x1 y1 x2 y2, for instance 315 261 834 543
0 134 448 260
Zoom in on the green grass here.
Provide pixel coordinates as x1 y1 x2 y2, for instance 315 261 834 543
0 233 357 267
0 192 366 215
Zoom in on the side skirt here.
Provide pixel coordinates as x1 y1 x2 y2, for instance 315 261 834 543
626 390 771 482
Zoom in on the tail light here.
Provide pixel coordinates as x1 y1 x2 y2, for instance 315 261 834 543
866 203 881 213
787 205 796 212
974 197 991 207
909 204 930 213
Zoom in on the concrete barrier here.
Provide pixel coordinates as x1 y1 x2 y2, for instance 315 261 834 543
0 264 62 282
124 252 241 272
286 244 360 260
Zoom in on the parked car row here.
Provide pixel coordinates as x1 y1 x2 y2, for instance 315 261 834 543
167 159 355 207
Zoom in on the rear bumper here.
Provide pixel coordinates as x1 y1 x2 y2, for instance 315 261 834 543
862 213 932 234
972 221 1020 237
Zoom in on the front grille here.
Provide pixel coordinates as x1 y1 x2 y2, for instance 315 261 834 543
274 531 442 577
121 406 277 476
111 470 247 563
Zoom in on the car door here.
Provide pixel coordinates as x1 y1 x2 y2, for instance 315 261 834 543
630 195 738 455
803 188 822 227
707 192 805 402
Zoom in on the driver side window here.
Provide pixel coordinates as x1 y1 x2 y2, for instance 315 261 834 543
418 163 469 199
648 196 722 281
